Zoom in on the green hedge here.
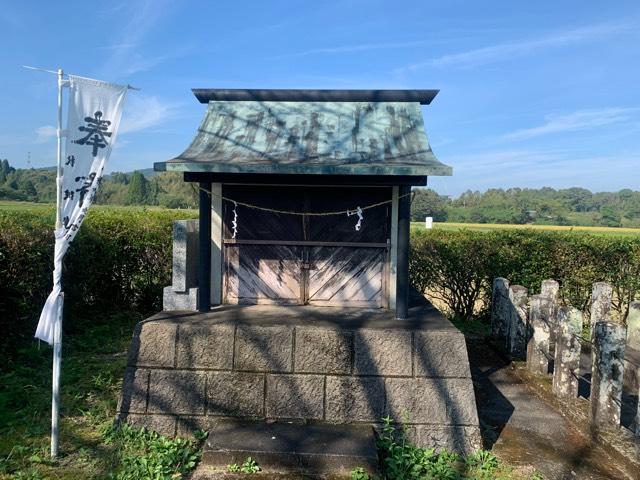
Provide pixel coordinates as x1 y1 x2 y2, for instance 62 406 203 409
3 209 639 358
0 208 194 359
410 229 640 322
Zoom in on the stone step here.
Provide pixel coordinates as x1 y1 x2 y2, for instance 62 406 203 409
201 421 378 476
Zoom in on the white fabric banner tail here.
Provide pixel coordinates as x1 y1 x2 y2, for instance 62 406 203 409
35 75 128 344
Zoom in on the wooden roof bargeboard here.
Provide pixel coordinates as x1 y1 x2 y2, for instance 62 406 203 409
155 95 452 177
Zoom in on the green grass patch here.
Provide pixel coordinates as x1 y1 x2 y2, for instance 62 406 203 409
0 312 202 479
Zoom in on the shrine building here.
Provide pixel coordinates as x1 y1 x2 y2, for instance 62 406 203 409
118 89 481 476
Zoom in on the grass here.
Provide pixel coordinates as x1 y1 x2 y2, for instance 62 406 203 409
412 221 640 236
0 311 201 479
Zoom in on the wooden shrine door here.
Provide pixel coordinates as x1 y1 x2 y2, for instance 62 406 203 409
222 185 391 307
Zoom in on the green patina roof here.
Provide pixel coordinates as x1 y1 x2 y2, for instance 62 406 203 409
155 100 452 176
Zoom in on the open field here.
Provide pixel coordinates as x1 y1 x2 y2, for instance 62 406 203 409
2 201 638 236
412 221 640 236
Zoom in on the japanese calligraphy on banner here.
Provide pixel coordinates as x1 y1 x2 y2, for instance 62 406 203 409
35 75 128 344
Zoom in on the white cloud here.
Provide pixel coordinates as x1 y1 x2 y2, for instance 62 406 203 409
119 95 181 134
271 40 427 59
502 108 635 141
35 125 57 143
399 21 633 72
99 0 190 77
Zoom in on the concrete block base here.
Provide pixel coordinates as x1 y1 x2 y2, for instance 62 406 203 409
118 300 481 468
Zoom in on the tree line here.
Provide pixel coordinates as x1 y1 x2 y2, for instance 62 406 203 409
0 159 197 209
1 159 639 227
411 187 640 227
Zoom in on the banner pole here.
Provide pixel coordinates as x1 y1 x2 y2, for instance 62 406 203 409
55 68 63 229
50 294 63 458
51 67 64 459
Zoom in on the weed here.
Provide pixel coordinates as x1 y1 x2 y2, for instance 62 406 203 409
377 416 460 480
102 422 201 479
350 466 371 479
465 449 499 479
227 457 261 474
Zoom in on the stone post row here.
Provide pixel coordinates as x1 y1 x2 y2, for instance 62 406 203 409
552 307 583 398
526 295 554 375
590 321 625 430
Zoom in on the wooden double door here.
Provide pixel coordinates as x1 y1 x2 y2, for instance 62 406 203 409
222 185 391 307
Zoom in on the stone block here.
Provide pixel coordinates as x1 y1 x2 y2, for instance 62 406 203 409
325 376 385 422
414 331 470 377
265 374 324 420
128 322 176 367
294 327 352 374
171 219 199 292
148 370 206 415
176 323 234 369
208 372 265 417
353 329 411 376
234 325 293 372
118 368 149 413
123 414 177 437
403 425 482 454
385 378 478 425
163 286 198 311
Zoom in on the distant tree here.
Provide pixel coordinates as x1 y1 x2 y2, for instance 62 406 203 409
125 171 151 205
0 159 14 183
18 179 37 198
110 171 129 185
599 205 622 227
411 188 449 222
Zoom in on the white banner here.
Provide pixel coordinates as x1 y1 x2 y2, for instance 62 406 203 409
35 75 128 344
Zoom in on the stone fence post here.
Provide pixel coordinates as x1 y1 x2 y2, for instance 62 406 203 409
590 321 625 429
507 285 528 360
491 278 510 342
541 279 559 300
552 307 583 398
540 279 560 356
627 301 640 350
591 282 613 337
625 302 640 436
527 295 554 375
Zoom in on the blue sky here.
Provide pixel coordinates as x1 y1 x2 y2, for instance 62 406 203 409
1 0 639 196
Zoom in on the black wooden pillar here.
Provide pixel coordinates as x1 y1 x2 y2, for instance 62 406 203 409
396 185 411 320
198 182 212 312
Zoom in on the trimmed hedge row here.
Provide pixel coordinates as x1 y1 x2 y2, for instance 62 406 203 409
410 229 640 322
0 208 194 358
2 209 639 357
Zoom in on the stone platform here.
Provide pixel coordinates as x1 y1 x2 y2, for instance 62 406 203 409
118 296 481 467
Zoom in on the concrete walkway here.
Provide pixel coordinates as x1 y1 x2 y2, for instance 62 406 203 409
468 338 629 480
